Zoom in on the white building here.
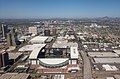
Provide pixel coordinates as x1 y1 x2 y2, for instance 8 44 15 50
102 64 118 71
29 36 48 44
29 26 38 35
69 47 79 65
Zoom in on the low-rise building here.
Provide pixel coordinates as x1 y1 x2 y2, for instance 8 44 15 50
8 53 23 65
0 73 30 79
29 36 49 44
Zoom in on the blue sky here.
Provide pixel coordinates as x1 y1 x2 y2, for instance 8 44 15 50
0 0 120 18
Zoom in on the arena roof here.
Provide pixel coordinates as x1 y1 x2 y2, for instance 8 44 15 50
18 44 45 52
39 58 69 68
29 44 46 59
39 58 69 65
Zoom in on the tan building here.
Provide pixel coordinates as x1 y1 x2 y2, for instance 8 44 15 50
6 32 16 46
29 26 38 35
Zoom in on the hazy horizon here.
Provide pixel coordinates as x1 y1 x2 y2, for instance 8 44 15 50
0 0 120 19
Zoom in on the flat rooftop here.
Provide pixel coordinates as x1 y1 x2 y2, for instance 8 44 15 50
53 41 78 48
70 47 79 59
113 50 120 55
88 52 119 57
94 58 120 63
114 75 120 79
6 46 16 52
0 73 30 79
52 36 78 48
29 36 49 44
9 53 22 59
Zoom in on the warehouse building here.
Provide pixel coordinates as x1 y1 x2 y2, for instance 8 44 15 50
52 36 78 48
29 36 49 44
87 51 119 58
114 75 120 79
8 53 23 65
93 58 120 63
102 64 118 71
113 50 120 55
0 73 30 79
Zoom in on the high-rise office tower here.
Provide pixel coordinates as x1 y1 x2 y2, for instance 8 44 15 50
0 53 2 67
11 28 17 46
0 51 9 67
7 33 12 46
1 24 9 39
6 28 16 46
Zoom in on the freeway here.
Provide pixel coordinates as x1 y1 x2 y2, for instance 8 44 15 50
73 30 92 79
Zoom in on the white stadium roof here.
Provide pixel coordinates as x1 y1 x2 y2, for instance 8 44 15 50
29 44 46 59
18 44 46 52
39 58 69 65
